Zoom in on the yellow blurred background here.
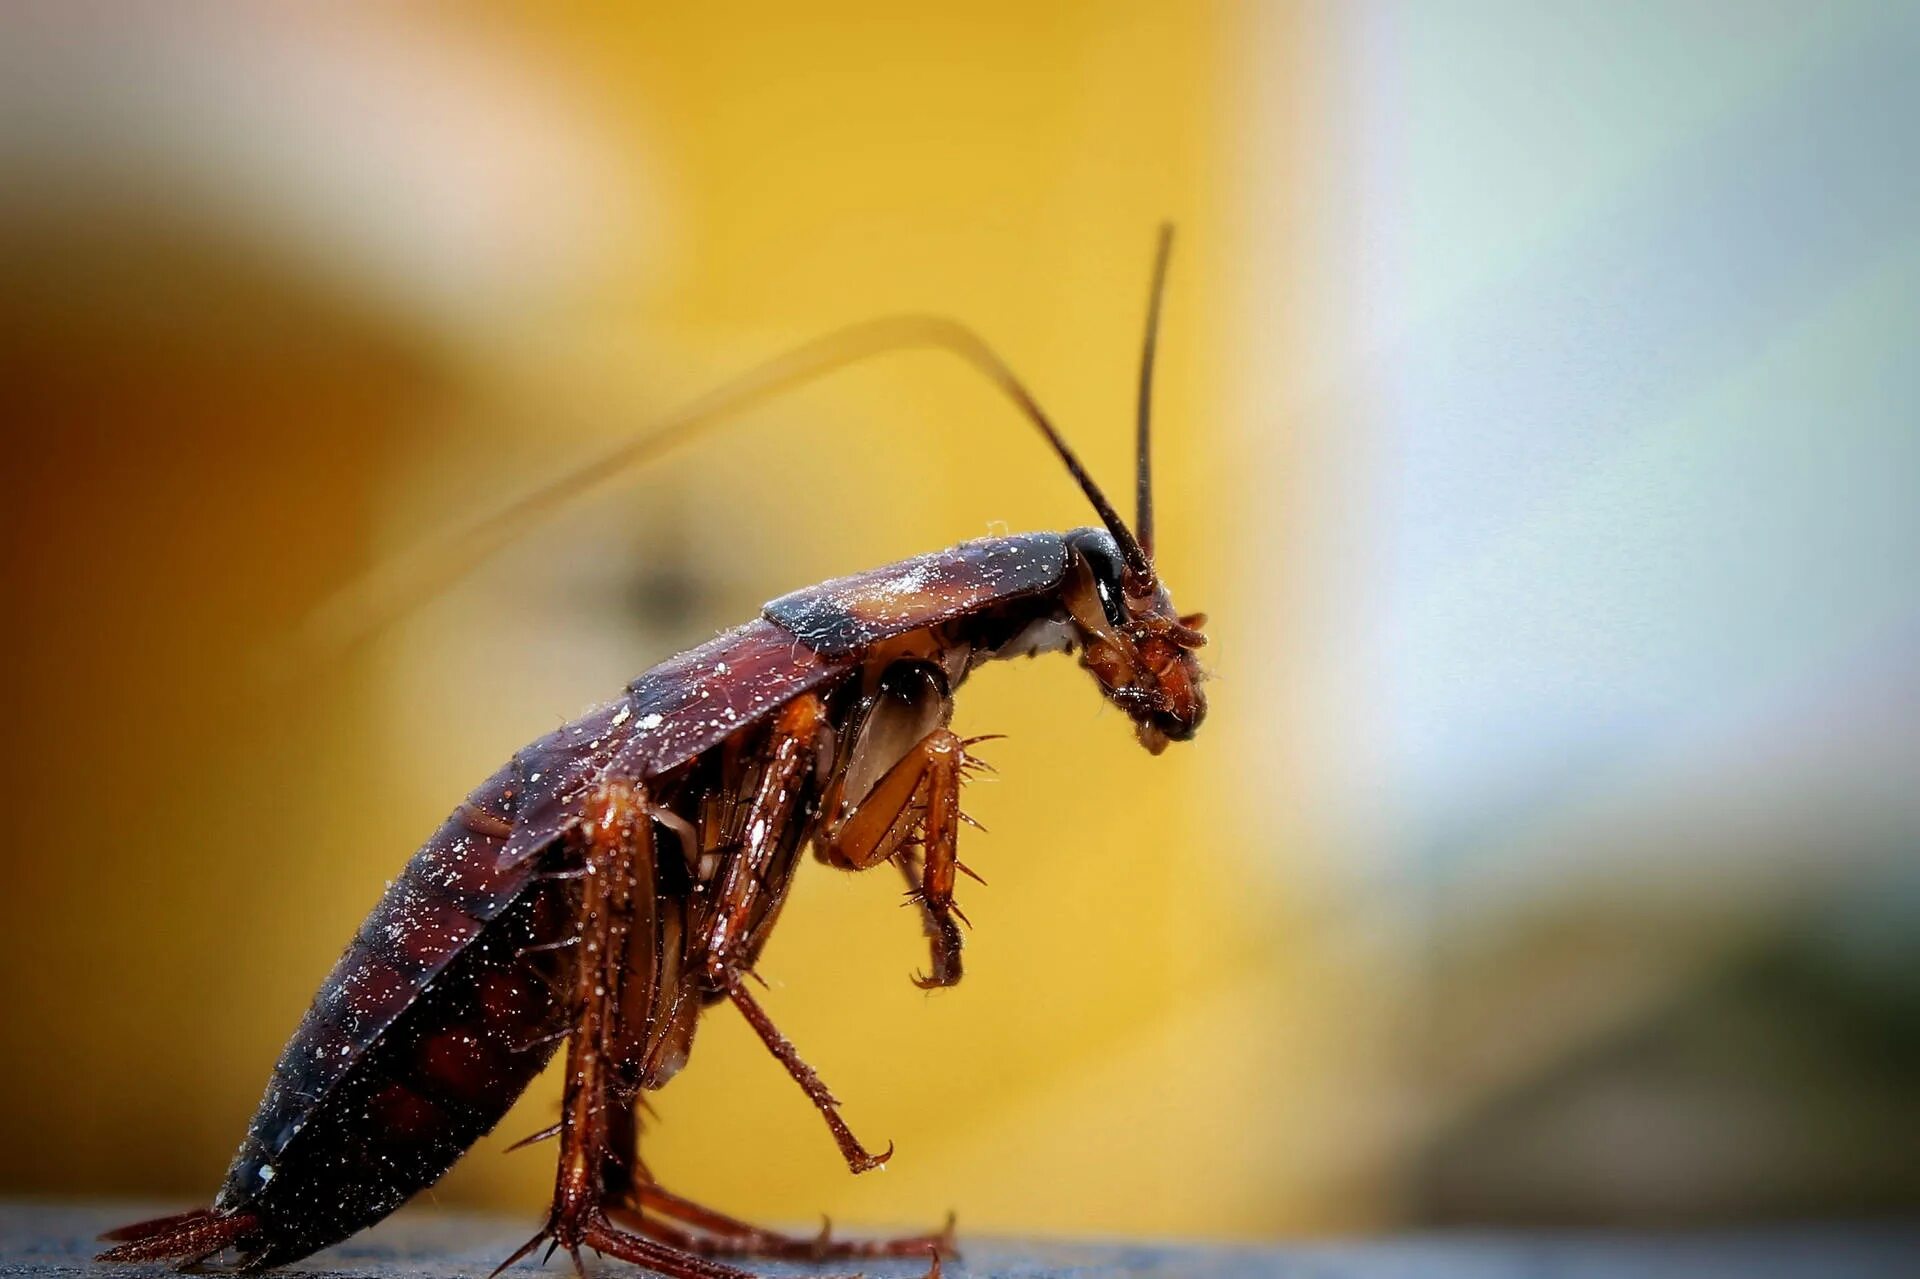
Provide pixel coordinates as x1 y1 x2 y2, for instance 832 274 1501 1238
3 0 1915 1244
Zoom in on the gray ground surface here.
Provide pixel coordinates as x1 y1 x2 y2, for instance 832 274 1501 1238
2 1203 1916 1279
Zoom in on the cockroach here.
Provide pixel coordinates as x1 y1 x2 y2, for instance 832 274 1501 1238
102 227 1207 1278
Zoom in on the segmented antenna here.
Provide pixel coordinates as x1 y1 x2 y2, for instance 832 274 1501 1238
278 313 1152 671
1134 223 1174 565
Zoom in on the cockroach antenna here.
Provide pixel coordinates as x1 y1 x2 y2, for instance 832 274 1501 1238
1134 222 1175 570
277 241 1171 671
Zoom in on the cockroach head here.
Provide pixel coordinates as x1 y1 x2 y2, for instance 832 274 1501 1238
1062 528 1208 755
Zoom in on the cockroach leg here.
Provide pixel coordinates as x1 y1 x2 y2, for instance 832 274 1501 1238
820 727 972 988
652 1182 952 1259
529 779 761 1279
493 1222 763 1279
617 1185 812 1252
570 1222 781 1279
912 728 966 989
695 695 825 985
674 693 900 1173
726 974 894 1173
597 1092 938 1265
613 1186 959 1263
544 780 645 1242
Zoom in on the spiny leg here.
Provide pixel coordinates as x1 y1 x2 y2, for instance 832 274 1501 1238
697 695 827 987
548 778 650 1232
623 1219 949 1274
494 1222 774 1279
500 778 762 1279
579 692 952 1256
723 958 893 1174
908 728 967 990
575 1222 785 1279
820 727 977 989
678 696 893 1175
591 1075 954 1267
543 696 955 1274
606 1169 958 1263
589 1094 946 1272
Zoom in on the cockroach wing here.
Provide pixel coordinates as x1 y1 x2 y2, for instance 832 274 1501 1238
763 531 1070 658
603 618 857 777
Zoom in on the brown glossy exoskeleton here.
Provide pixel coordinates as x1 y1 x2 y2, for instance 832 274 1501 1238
102 227 1207 1278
